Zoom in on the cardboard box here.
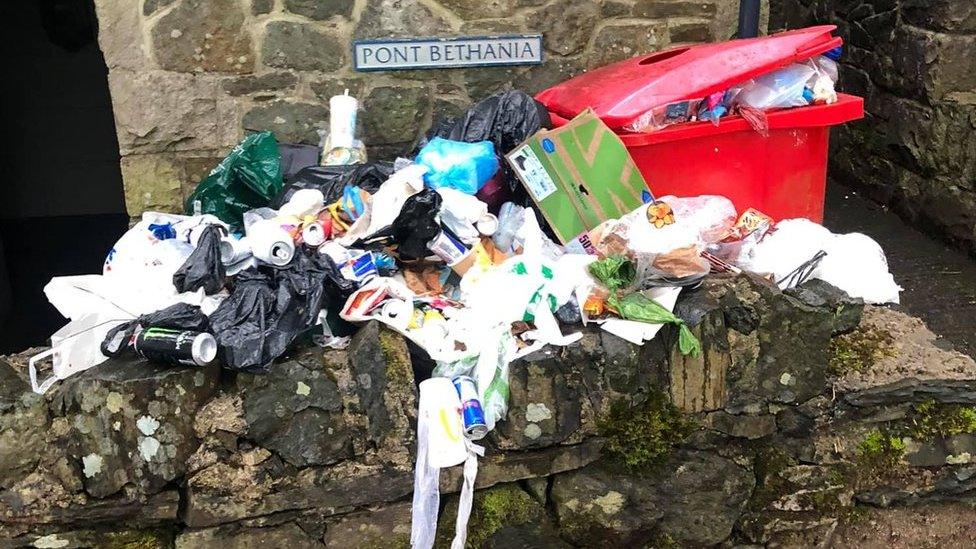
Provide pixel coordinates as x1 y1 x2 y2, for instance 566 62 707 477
506 109 652 252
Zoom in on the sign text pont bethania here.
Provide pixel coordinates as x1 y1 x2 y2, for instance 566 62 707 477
353 35 543 71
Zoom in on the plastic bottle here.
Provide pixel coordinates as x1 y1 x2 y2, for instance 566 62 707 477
492 202 524 253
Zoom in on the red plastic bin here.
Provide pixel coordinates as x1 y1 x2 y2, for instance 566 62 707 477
535 26 864 222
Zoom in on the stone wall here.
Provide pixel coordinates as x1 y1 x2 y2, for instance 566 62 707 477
5 275 976 547
92 0 752 218
771 0 976 254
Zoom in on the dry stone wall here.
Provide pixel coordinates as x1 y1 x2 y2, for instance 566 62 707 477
5 275 976 547
771 0 976 254
92 0 751 218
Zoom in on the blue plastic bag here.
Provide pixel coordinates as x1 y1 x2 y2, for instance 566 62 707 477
415 137 499 195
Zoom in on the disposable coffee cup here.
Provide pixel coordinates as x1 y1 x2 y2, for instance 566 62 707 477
476 213 499 236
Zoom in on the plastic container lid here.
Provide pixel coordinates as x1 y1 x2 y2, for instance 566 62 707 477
535 25 844 129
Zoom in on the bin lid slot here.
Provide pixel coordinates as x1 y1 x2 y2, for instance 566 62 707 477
535 25 843 129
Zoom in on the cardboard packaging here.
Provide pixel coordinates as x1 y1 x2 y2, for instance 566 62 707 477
506 109 652 253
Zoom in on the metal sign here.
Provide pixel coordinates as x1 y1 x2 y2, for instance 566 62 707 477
353 34 543 71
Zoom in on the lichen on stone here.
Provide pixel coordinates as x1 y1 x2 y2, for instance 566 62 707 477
827 325 895 376
597 391 695 471
905 399 976 441
82 453 103 478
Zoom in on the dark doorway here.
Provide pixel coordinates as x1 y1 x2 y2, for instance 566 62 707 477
0 0 128 352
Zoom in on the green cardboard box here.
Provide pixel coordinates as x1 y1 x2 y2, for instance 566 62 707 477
506 109 652 252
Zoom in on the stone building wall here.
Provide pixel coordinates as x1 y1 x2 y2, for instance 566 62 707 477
92 0 753 218
771 0 976 254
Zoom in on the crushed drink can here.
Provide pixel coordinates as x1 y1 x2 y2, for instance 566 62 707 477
134 328 217 367
452 375 488 440
340 251 378 282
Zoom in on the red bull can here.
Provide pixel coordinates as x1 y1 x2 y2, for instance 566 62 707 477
452 376 488 440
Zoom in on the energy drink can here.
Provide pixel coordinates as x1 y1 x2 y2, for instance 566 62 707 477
134 328 218 367
340 251 378 282
452 375 488 440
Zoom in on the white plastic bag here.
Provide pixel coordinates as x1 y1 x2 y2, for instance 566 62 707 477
623 195 737 254
363 163 427 237
410 378 483 549
818 233 901 304
277 188 325 218
738 218 833 282
738 218 901 304
29 312 126 394
437 187 489 245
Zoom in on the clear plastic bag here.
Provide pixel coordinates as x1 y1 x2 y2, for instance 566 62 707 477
804 56 838 104
623 195 737 255
730 63 816 110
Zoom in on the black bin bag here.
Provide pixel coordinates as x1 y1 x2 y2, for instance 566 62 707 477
208 249 356 372
352 188 443 260
272 161 396 209
173 224 227 295
420 90 552 205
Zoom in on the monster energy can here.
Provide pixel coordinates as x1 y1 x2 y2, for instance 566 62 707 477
134 328 217 367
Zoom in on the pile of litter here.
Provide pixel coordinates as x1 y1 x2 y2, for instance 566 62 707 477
29 28 898 549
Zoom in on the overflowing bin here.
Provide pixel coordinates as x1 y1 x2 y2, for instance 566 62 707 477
535 25 864 222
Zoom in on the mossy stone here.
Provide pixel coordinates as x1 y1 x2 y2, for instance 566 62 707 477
597 391 695 472
436 484 543 548
856 429 907 480
827 325 895 376
906 399 976 441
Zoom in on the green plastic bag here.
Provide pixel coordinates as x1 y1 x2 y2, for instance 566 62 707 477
587 255 635 292
610 292 702 357
185 131 283 230
590 254 701 357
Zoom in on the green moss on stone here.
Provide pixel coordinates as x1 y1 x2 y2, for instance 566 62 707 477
906 399 976 441
557 510 610 547
647 531 679 548
378 329 413 386
100 530 170 549
597 391 695 472
437 484 541 548
856 429 906 478
827 326 895 376
748 446 798 511
471 485 540 543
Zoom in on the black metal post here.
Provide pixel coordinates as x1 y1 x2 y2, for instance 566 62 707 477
736 0 761 38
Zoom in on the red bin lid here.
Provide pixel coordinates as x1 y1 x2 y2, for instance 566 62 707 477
535 25 843 129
